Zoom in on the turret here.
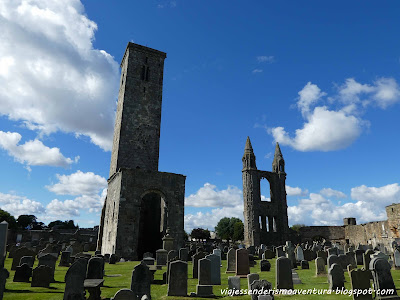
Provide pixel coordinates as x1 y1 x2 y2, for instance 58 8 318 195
272 142 285 173
242 137 257 170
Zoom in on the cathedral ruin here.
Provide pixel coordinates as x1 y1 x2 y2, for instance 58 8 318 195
97 43 186 260
242 137 290 247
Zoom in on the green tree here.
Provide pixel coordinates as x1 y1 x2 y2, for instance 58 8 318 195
17 214 37 229
0 209 17 229
215 217 242 242
48 220 78 229
190 228 210 241
232 220 244 241
290 224 306 233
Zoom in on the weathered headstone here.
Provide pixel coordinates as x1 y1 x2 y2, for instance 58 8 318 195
355 249 365 265
260 259 271 271
296 246 304 262
394 249 400 269
13 263 32 282
235 248 250 277
131 261 152 300
31 265 52 288
0 267 9 300
213 249 222 266
142 257 155 266
111 289 135 300
247 273 259 291
263 249 275 259
327 254 340 268
167 250 178 262
276 257 293 290
155 249 167 266
12 247 36 270
317 250 328 264
38 253 57 282
86 256 104 279
179 248 188 262
250 280 273 300
276 246 285 258
0 222 8 264
198 258 211 285
226 248 236 273
64 259 86 300
370 257 398 300
192 251 206 279
328 263 345 290
363 249 374 270
349 269 372 300
59 251 71 267
167 260 187 297
301 260 309 269
20 256 34 268
205 254 221 285
228 276 240 291
109 254 119 264
315 257 326 276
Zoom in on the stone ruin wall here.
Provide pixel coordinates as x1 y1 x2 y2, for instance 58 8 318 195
299 226 346 244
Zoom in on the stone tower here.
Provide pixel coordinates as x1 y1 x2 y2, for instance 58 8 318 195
97 42 186 260
242 138 289 246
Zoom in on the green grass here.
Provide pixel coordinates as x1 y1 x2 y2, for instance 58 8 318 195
3 254 400 299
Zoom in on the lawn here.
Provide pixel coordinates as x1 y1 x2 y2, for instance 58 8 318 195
3 254 400 299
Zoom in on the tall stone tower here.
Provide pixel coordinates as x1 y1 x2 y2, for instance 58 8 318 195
97 43 186 260
242 138 289 246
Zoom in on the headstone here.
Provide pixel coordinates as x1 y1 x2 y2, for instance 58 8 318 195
328 247 339 256
38 253 57 282
31 265 52 288
276 257 293 290
86 256 104 279
296 246 304 261
263 249 275 259
328 263 345 290
370 257 398 300
205 254 221 285
64 259 86 300
228 276 240 291
250 279 273 300
247 273 259 291
167 260 187 296
143 252 153 259
301 260 309 269
0 222 7 265
192 251 206 279
260 259 271 271
338 254 349 270
363 249 374 270
109 254 119 264
276 246 285 258
20 256 34 268
315 257 326 276
131 261 152 300
213 249 222 266
198 258 211 285
12 247 36 270
13 263 32 282
355 249 365 265
156 249 167 266
0 267 9 300
167 250 178 262
226 248 236 273
179 248 188 262
235 248 250 277
346 251 357 268
142 257 155 266
349 269 372 300
327 254 339 268
394 249 400 269
112 289 135 300
59 251 71 267
317 250 328 264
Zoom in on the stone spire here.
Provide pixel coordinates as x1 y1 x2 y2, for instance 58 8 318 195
272 142 285 173
242 137 257 170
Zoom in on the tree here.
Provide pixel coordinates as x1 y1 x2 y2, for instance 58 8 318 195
17 215 37 229
232 220 244 241
48 220 78 230
215 217 243 242
190 228 210 241
0 209 17 229
290 224 306 233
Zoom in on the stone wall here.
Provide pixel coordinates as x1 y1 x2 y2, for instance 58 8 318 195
299 226 345 243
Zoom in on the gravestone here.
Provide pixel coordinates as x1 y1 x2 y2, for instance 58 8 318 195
12 247 36 270
317 250 328 264
276 257 293 290
179 248 188 262
327 254 339 268
235 248 250 277
64 259 86 300
328 263 345 290
0 221 7 264
363 249 374 270
213 249 222 266
328 247 339 256
205 254 221 285
20 256 34 268
346 251 357 268
296 246 304 261
349 269 372 300
13 263 32 282
109 254 119 264
338 254 349 270
394 249 400 269
301 260 309 269
226 248 236 273
112 289 135 300
260 259 271 271
167 260 187 296
31 265 52 288
192 251 206 279
59 251 71 267
370 257 398 300
198 258 211 285
0 267 9 300
250 280 273 300
315 257 326 276
143 257 155 266
276 246 285 258
247 273 259 291
143 252 153 259
355 249 365 265
167 250 178 262
263 249 275 259
156 249 168 266
228 276 240 291
38 253 57 282
86 256 104 279
131 261 152 300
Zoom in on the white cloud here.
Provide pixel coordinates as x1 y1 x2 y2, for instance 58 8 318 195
338 78 374 104
286 185 309 197
320 188 346 198
185 183 242 208
297 82 327 116
46 170 107 195
0 0 119 150
252 69 263 73
288 183 400 226
373 78 400 108
0 192 44 217
257 56 274 63
0 131 78 167
270 106 363 151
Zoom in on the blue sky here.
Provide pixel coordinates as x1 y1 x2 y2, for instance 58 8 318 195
0 0 399 231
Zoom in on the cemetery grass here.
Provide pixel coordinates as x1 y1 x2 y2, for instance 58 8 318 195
4 254 400 300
